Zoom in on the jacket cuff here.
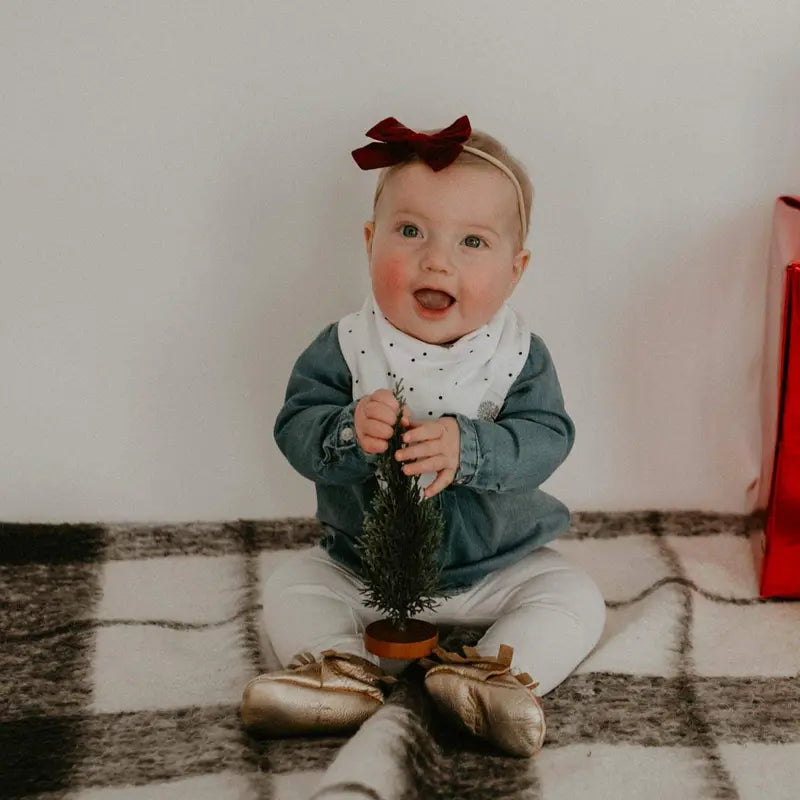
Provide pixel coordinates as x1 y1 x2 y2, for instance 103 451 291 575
450 413 480 486
322 401 379 469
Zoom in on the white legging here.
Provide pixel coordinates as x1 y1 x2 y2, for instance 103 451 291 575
261 545 606 696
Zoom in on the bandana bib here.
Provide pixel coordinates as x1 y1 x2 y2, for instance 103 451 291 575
338 293 531 430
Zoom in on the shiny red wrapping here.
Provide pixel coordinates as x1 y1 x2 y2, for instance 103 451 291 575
761 196 800 597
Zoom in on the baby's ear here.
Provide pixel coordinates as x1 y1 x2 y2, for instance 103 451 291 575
364 221 375 259
512 249 531 283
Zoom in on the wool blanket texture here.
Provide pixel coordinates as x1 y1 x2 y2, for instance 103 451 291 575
2 511 799 800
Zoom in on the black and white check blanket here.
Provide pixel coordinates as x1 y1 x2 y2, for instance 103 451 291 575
2 511 799 800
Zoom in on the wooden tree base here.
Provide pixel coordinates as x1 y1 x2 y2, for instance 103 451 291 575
364 618 438 660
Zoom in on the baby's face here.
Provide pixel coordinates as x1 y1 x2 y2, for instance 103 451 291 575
364 162 529 345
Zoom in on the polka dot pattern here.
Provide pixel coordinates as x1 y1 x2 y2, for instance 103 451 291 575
337 295 532 433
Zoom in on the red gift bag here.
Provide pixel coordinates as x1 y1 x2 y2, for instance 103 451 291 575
759 196 800 598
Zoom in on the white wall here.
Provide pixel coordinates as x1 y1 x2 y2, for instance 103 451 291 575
2 1 799 522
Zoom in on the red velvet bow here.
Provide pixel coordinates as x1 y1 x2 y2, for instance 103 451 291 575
351 115 472 172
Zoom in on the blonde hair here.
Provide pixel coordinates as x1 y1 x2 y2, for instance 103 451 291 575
371 129 534 246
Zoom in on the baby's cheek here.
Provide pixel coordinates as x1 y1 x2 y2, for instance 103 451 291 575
460 273 508 317
372 256 408 303
460 273 493 304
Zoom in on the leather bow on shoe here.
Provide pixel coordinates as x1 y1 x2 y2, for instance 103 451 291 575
420 643 539 689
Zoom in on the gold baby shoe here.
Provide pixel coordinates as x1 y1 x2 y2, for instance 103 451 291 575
241 650 396 736
421 644 545 757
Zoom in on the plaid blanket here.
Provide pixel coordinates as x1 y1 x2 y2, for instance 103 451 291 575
2 511 799 800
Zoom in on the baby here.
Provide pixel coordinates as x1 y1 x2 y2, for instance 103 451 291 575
241 116 606 757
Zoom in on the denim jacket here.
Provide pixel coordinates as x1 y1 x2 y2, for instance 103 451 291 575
274 322 575 591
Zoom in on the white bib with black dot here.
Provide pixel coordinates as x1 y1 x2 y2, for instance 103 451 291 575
338 293 531 427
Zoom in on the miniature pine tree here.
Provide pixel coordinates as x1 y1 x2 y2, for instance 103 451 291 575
357 381 446 631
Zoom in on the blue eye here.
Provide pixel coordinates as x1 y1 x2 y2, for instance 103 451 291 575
401 224 420 238
463 235 483 248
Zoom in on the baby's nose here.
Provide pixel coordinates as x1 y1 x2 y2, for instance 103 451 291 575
420 243 452 273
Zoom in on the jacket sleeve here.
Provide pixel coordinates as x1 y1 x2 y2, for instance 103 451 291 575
450 334 575 493
273 323 379 485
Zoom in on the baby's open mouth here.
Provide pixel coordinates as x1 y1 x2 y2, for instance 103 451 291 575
414 289 455 311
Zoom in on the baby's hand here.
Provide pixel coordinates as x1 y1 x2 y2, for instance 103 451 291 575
354 389 410 454
395 416 460 498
